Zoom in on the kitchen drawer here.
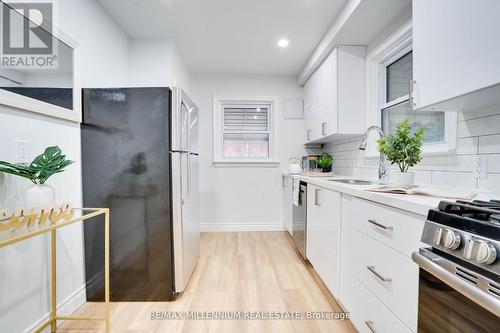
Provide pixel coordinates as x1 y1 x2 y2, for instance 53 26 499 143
350 229 419 331
344 273 413 333
343 195 425 257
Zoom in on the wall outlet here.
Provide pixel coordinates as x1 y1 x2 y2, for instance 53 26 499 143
473 156 488 179
16 140 31 163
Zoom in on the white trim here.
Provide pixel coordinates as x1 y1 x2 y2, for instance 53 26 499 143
22 284 86 333
364 19 457 158
213 95 280 167
0 2 82 123
201 222 285 232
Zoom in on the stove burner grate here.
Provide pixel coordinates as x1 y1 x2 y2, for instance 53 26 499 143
439 200 500 224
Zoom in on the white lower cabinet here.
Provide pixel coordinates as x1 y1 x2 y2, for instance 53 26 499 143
340 194 423 332
350 229 419 331
301 187 422 332
343 273 412 333
282 175 293 236
343 195 425 257
306 185 342 297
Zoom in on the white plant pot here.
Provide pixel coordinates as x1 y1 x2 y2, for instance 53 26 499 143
392 172 415 187
25 184 55 209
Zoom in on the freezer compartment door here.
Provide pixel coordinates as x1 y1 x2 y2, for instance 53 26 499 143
172 152 200 293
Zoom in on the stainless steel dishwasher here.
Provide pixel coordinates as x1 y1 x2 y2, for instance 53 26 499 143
292 181 307 258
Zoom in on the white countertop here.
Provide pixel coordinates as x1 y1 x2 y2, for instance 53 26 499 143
284 174 500 216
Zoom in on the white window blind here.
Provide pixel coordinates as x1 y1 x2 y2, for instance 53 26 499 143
222 106 271 158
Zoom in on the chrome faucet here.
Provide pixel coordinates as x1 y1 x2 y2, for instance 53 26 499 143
359 126 387 181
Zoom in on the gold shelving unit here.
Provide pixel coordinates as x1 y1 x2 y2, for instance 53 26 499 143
0 207 110 333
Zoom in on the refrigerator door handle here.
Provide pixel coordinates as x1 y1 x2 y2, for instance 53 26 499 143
182 103 193 205
182 153 192 205
185 103 193 152
180 100 189 151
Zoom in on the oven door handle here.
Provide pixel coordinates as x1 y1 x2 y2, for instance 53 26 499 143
412 250 500 317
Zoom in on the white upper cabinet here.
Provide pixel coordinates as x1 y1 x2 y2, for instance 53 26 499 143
304 45 366 144
413 0 500 112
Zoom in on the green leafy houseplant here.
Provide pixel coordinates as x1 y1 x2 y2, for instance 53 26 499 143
0 146 74 184
377 119 425 173
317 153 334 172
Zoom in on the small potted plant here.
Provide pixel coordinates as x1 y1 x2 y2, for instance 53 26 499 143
377 119 425 186
317 153 334 173
0 146 74 208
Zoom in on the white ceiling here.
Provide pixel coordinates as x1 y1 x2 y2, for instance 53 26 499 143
97 0 348 75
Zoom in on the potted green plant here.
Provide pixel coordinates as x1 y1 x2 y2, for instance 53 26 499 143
377 119 425 186
0 146 74 208
317 153 334 173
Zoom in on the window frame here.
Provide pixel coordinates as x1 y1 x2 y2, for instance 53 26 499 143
364 20 457 157
213 95 280 167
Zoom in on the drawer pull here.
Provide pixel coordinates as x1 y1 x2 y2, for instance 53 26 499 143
365 320 377 333
367 266 392 282
368 219 393 231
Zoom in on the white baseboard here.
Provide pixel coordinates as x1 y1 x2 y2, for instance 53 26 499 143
201 222 285 232
22 284 87 333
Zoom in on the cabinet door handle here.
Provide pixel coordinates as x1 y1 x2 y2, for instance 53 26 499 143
368 219 393 231
315 189 321 206
321 122 327 135
306 129 311 141
367 266 392 282
365 321 377 333
409 80 417 109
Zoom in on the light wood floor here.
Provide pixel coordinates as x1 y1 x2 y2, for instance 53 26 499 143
59 232 356 332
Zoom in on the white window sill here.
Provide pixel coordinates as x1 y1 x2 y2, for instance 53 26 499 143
213 160 280 168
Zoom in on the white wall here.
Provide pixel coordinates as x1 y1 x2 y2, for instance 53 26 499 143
128 38 190 91
190 74 305 232
57 0 129 87
0 1 129 332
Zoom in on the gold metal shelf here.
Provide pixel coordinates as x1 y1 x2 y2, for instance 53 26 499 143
0 207 110 333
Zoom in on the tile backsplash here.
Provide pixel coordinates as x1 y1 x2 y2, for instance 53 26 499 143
321 107 500 192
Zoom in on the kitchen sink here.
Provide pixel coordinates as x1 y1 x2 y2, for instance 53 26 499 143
328 179 375 185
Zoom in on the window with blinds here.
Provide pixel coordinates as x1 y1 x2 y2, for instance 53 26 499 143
222 105 271 158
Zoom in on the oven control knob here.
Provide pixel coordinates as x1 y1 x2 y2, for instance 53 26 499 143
434 228 461 250
463 239 497 265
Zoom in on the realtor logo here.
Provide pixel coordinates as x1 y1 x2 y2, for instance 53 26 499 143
0 0 57 69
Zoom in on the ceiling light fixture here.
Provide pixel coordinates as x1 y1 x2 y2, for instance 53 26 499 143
278 39 289 48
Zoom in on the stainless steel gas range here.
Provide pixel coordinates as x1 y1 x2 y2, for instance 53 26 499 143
412 200 500 332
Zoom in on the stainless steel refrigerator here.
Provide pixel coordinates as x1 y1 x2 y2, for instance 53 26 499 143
81 87 199 301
